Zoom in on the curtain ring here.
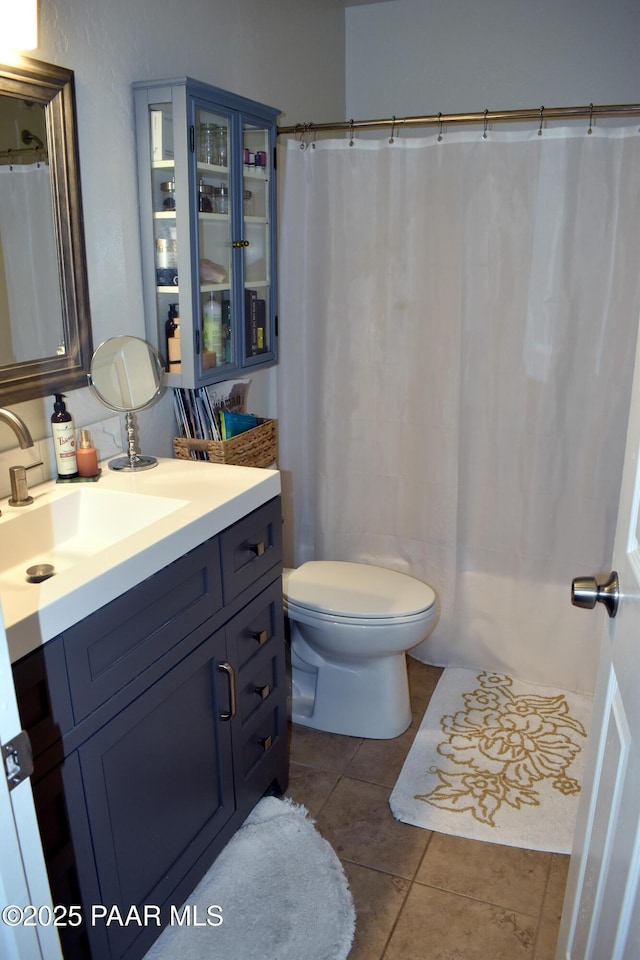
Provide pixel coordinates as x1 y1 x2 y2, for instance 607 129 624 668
588 103 594 135
296 123 308 149
389 116 396 144
349 119 355 146
483 109 489 140
538 106 545 136
437 112 444 143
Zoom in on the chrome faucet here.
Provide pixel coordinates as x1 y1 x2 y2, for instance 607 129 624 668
0 407 34 449
0 407 40 509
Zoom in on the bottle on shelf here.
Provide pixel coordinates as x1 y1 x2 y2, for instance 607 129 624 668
203 293 222 369
77 429 100 478
166 303 181 372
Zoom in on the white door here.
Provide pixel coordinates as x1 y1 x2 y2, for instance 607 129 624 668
556 307 640 958
0 606 62 960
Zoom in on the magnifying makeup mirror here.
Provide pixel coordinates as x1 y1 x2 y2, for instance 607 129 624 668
88 335 164 471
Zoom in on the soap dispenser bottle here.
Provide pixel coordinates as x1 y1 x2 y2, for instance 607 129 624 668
77 429 100 478
51 393 78 479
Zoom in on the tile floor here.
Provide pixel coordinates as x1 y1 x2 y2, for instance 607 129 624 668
285 659 568 960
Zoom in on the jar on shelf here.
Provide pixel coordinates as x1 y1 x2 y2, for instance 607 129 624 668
214 126 227 166
160 179 176 210
198 179 213 212
155 236 178 286
198 123 215 164
213 184 229 214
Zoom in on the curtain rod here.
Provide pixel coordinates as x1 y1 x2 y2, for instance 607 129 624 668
277 102 640 136
0 145 48 165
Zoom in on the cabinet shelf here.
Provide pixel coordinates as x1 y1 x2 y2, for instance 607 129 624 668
243 169 269 182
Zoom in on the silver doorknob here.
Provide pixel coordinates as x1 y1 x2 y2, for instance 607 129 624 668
571 571 619 619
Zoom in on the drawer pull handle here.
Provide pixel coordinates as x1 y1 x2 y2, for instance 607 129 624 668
218 662 236 721
249 540 266 557
255 684 271 700
252 629 269 646
259 735 273 751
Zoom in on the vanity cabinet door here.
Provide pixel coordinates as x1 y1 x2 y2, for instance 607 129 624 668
31 755 100 960
75 625 233 960
12 634 73 761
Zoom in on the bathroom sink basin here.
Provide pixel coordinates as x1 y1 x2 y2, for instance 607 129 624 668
0 486 187 586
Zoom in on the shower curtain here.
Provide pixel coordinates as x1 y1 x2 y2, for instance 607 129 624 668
0 163 61 363
277 126 640 694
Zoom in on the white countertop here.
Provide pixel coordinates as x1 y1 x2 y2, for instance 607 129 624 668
0 457 281 663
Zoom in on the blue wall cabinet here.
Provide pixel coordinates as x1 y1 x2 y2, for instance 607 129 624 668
133 78 279 386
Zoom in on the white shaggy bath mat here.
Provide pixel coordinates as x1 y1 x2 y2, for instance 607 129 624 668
390 668 593 853
143 796 355 960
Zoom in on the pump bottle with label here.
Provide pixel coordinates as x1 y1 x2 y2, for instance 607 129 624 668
51 394 78 479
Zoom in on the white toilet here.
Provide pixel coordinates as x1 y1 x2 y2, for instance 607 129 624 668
283 561 439 739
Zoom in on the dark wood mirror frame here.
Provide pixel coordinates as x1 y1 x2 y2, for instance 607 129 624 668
0 56 92 405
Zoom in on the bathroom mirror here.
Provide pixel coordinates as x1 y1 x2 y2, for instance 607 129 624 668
88 335 165 471
0 56 93 405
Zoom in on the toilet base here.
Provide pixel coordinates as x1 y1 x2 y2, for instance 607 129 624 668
290 649 412 740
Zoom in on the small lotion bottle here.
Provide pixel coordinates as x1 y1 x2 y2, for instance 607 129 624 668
77 429 100 478
51 393 78 479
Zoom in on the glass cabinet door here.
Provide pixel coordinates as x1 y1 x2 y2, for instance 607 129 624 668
242 119 272 363
147 99 182 373
195 105 233 376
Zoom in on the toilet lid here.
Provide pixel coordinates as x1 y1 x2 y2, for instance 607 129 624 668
284 561 436 619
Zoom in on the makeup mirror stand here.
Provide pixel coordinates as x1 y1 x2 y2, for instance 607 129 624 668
112 409 158 472
87 335 165 472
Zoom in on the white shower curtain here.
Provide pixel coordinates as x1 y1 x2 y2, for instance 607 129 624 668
0 163 62 363
277 126 640 694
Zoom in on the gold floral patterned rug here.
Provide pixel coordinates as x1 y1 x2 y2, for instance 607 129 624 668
390 668 593 853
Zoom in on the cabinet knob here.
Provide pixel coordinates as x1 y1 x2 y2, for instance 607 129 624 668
232 239 250 248
252 629 269 646
255 684 271 700
259 735 273 752
249 540 266 557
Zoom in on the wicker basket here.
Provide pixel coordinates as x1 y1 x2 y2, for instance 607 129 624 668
173 418 277 468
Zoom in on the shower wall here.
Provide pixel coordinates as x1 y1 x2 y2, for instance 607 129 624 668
346 0 639 119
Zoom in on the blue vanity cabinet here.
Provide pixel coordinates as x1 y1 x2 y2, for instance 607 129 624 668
133 77 279 387
12 497 288 960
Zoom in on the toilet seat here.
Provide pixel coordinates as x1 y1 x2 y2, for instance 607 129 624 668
283 561 436 621
284 598 433 629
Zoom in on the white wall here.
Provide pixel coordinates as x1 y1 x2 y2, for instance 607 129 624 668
0 0 345 474
4 0 638 474
346 0 639 120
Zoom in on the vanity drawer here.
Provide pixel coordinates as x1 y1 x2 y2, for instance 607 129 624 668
240 708 281 778
236 650 280 726
226 577 284 673
219 497 282 603
62 537 223 723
